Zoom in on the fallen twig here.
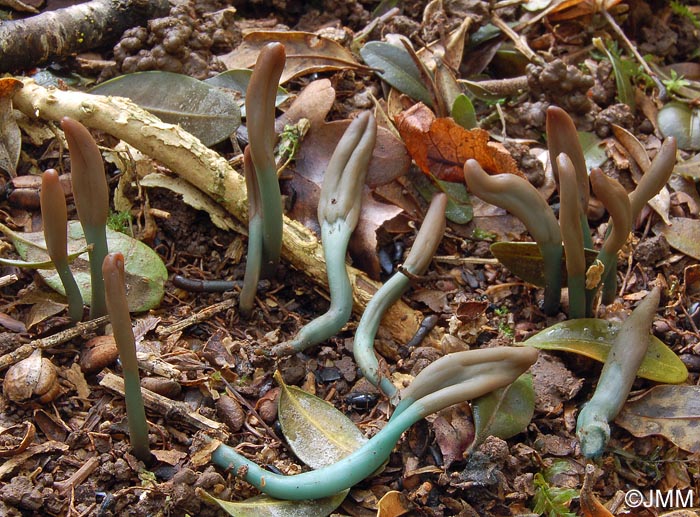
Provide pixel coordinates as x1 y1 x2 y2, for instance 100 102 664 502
12 80 431 346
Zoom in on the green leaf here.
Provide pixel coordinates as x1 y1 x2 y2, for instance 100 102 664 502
198 488 348 517
8 221 167 312
413 170 473 224
592 37 635 110
472 373 534 446
90 71 241 146
204 69 288 118
451 94 477 130
359 41 433 107
524 318 688 384
276 372 367 469
657 101 700 151
490 241 598 287
578 131 607 171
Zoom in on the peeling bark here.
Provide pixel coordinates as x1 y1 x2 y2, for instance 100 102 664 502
0 0 170 73
12 79 434 346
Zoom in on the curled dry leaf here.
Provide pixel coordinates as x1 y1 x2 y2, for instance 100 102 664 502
395 102 522 182
0 422 36 458
219 31 364 84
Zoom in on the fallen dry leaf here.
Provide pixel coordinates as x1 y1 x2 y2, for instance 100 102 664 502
0 77 23 177
377 490 412 517
395 102 522 182
653 217 700 260
431 404 474 468
615 385 700 454
219 31 365 84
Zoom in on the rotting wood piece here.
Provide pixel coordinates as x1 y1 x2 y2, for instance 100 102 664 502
12 80 433 347
99 372 222 431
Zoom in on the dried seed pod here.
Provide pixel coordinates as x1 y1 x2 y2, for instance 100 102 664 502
140 377 181 398
216 394 246 432
80 335 119 373
3 350 60 403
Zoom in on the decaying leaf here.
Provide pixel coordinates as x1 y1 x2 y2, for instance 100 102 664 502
654 217 700 260
198 487 348 517
0 77 23 177
524 318 688 384
359 41 433 107
219 31 364 84
276 371 367 469
616 385 700 453
490 241 599 288
395 102 522 182
432 404 475 468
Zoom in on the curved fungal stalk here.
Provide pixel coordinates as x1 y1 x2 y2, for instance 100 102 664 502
246 42 286 276
40 169 84 322
212 346 536 500
546 106 593 248
628 136 677 219
588 169 632 298
103 253 152 464
272 112 377 356
354 193 447 398
557 153 586 319
61 117 109 319
239 146 263 316
576 286 661 457
464 159 563 315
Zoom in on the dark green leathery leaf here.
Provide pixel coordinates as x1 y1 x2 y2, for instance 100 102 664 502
90 71 241 146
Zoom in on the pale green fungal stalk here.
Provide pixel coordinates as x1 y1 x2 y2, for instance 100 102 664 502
464 159 562 315
212 346 537 500
273 111 377 356
354 193 447 398
576 286 661 457
40 169 83 322
61 117 109 319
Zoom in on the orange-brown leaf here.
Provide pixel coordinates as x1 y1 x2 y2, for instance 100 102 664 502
395 102 522 182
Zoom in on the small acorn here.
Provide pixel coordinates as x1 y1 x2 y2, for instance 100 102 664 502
3 350 60 403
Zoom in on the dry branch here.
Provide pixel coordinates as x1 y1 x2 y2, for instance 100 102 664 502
0 0 170 73
12 79 430 346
